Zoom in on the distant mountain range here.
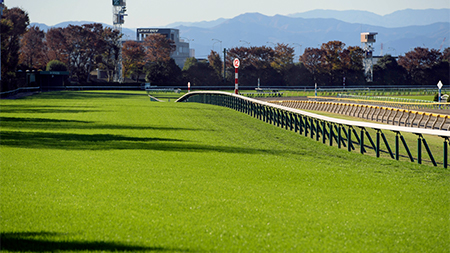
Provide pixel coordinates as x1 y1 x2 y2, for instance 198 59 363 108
31 9 450 59
287 9 450 28
165 9 450 29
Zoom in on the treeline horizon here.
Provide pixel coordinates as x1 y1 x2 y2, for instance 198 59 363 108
2 5 449 92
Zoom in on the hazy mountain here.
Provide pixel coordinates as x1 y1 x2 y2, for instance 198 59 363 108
166 18 227 29
30 21 136 40
31 22 51 31
178 12 449 58
163 9 450 29
29 9 449 59
288 8 450 28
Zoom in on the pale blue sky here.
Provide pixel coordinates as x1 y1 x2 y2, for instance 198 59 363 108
10 0 450 28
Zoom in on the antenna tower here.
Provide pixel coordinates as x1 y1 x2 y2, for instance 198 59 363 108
361 32 377 82
112 0 127 82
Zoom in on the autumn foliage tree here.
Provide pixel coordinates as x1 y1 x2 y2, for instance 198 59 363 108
300 47 326 82
1 6 29 87
227 46 274 70
207 50 223 79
139 34 178 85
122 40 146 82
339 46 365 84
320 40 346 73
143 34 176 63
227 46 276 86
271 43 295 72
19 25 46 70
64 24 108 82
45 27 68 64
300 41 364 85
398 47 444 84
121 33 179 84
39 23 121 82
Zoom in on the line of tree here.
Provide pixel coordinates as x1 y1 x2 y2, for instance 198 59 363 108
1 5 122 91
380 47 450 85
172 42 449 88
2 5 449 92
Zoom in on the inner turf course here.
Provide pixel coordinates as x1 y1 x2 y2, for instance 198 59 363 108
1 91 448 252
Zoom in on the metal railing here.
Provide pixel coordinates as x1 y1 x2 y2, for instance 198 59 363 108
312 96 450 111
240 92 283 98
269 100 450 131
177 91 450 168
146 88 181 93
0 87 40 97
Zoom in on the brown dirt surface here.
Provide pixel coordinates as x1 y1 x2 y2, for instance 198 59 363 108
256 96 450 116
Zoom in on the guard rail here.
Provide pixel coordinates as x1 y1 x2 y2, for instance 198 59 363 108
269 100 450 131
176 91 450 168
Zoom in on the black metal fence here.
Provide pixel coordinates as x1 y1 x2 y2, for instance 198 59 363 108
177 91 449 168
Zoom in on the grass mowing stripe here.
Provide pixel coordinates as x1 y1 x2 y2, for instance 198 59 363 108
1 91 449 252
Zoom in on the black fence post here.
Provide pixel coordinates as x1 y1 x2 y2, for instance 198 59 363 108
444 138 448 169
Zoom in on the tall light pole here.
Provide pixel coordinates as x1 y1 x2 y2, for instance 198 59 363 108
293 43 302 54
292 43 302 63
212 39 225 82
182 37 194 57
0 0 4 82
239 40 250 46
113 0 127 83
267 41 276 47
212 38 222 53
181 37 194 43
388 47 396 56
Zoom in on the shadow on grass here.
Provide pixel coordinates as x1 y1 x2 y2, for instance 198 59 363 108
0 232 189 252
0 130 296 155
31 91 143 100
0 117 211 132
0 131 184 150
0 105 102 114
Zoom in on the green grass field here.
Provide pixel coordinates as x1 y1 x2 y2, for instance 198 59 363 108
1 91 449 252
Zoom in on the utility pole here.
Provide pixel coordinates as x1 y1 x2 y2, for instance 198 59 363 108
223 48 227 82
0 0 4 82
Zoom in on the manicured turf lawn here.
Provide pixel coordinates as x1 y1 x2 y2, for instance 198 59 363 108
1 91 449 252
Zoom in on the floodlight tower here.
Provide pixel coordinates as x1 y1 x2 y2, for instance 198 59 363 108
112 0 127 82
361 32 377 82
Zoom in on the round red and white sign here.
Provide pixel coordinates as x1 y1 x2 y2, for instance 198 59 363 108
233 58 240 68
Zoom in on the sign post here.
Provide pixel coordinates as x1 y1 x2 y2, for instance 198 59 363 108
233 58 240 94
437 80 443 103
